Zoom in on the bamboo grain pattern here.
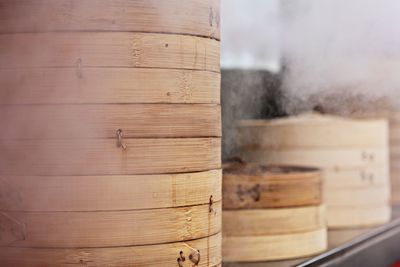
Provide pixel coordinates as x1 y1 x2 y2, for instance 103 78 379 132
0 202 221 247
222 228 327 262
0 170 222 212
325 185 390 206
0 68 221 104
327 204 391 228
223 205 325 236
0 104 221 139
0 138 221 175
0 233 222 267
323 167 389 188
0 32 220 72
223 165 322 209
0 0 220 39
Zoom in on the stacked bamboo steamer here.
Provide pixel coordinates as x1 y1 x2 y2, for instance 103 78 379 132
0 1 222 266
237 113 391 229
222 162 327 262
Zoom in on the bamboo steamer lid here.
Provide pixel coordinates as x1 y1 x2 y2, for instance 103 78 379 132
327 204 391 228
0 68 220 105
223 162 322 209
0 0 220 39
223 228 327 262
0 202 221 248
223 205 325 236
237 113 388 149
0 170 221 212
0 233 221 267
0 33 220 72
0 104 221 139
0 138 221 175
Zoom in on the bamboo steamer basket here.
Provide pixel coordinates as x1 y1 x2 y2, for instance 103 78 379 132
0 233 221 267
237 113 390 229
0 0 221 266
0 33 219 71
390 112 400 205
0 0 220 39
0 170 222 212
222 163 327 262
0 68 220 104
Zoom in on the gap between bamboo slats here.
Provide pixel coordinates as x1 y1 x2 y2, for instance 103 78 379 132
325 185 390 206
0 169 222 212
0 232 221 267
0 68 220 104
0 0 220 40
0 32 220 72
223 173 322 209
0 104 221 139
0 202 221 248
223 205 325 236
323 167 389 188
240 148 388 169
0 138 221 175
238 117 387 149
327 204 391 228
222 228 327 262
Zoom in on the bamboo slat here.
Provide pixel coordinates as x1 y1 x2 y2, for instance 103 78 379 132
327 204 391 228
238 114 388 149
325 185 390 206
324 167 389 188
0 68 220 104
0 104 221 139
241 148 388 169
0 233 222 267
223 205 325 236
0 33 220 72
222 163 322 209
0 170 222 212
0 138 221 175
0 202 221 248
222 228 327 262
0 0 220 39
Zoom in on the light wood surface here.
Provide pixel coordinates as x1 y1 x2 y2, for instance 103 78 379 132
327 204 391 228
0 138 221 175
0 232 222 267
323 167 389 188
222 164 322 209
0 202 221 247
0 170 222 212
0 104 221 139
0 0 220 39
222 228 327 262
0 68 220 104
237 114 388 149
223 205 325 236
328 228 371 248
325 185 390 206
241 148 388 169
0 32 220 72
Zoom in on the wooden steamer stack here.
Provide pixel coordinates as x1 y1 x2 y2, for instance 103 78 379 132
222 162 327 262
237 114 391 229
0 1 222 266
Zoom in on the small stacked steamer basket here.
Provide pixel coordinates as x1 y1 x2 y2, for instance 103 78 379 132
0 1 222 266
222 161 327 262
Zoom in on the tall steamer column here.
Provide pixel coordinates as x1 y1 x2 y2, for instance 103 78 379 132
0 1 222 266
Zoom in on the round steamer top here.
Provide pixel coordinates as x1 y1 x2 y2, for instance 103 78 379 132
223 162 320 178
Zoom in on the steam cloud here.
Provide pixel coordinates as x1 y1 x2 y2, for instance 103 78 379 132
281 0 400 114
